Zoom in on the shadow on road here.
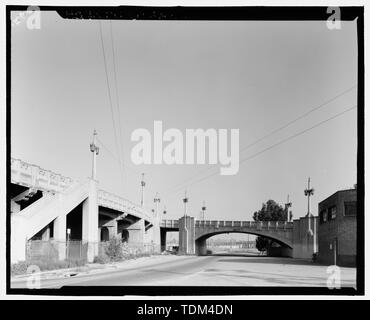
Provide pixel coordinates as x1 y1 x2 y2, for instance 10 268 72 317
208 252 323 266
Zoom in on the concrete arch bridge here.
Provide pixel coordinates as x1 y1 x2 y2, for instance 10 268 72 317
160 216 318 259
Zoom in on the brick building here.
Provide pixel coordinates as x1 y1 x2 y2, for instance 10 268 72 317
317 188 357 267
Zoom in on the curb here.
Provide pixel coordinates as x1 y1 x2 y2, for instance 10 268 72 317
11 254 174 282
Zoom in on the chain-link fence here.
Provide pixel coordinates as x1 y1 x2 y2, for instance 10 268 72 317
26 240 89 263
26 239 161 265
26 240 59 262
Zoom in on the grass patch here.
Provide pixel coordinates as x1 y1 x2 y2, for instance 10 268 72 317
11 258 86 276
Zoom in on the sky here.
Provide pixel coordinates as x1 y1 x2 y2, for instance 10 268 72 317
11 11 358 223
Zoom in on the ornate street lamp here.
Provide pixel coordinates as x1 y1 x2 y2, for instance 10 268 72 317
90 129 99 180
140 173 146 207
183 191 189 217
154 192 161 218
201 200 206 220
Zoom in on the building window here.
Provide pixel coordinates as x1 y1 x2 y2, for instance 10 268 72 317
320 209 328 223
344 201 357 216
328 206 337 220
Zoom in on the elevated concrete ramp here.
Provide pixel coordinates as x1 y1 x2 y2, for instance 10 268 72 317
11 180 90 262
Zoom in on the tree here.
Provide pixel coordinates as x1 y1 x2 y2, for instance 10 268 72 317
253 199 287 222
253 200 286 252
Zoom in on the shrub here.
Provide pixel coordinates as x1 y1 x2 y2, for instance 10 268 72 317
93 254 110 264
104 237 125 262
11 261 31 276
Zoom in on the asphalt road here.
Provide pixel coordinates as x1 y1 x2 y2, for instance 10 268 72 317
11 253 356 288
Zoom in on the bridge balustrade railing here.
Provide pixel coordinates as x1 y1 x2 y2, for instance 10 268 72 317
161 220 178 228
98 190 152 221
11 158 74 193
225 221 233 227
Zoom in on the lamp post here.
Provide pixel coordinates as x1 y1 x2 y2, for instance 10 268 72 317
154 192 160 218
182 191 189 254
183 191 188 217
140 173 146 207
89 129 99 180
201 200 206 221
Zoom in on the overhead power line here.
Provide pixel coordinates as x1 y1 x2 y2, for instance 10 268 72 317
240 85 356 153
163 105 357 197
97 136 141 177
161 85 357 195
98 21 125 187
109 21 125 173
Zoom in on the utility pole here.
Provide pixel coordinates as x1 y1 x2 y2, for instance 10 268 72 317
304 177 314 217
201 200 206 220
285 194 292 222
140 173 145 207
90 129 99 180
304 177 315 237
154 192 160 218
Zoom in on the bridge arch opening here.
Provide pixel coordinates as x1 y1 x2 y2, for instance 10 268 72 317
100 227 109 241
195 231 292 257
121 229 129 243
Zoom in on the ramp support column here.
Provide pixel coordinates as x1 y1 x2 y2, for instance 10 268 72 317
11 216 27 262
82 178 99 262
53 214 67 260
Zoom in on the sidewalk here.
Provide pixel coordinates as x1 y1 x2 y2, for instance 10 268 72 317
11 253 181 283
